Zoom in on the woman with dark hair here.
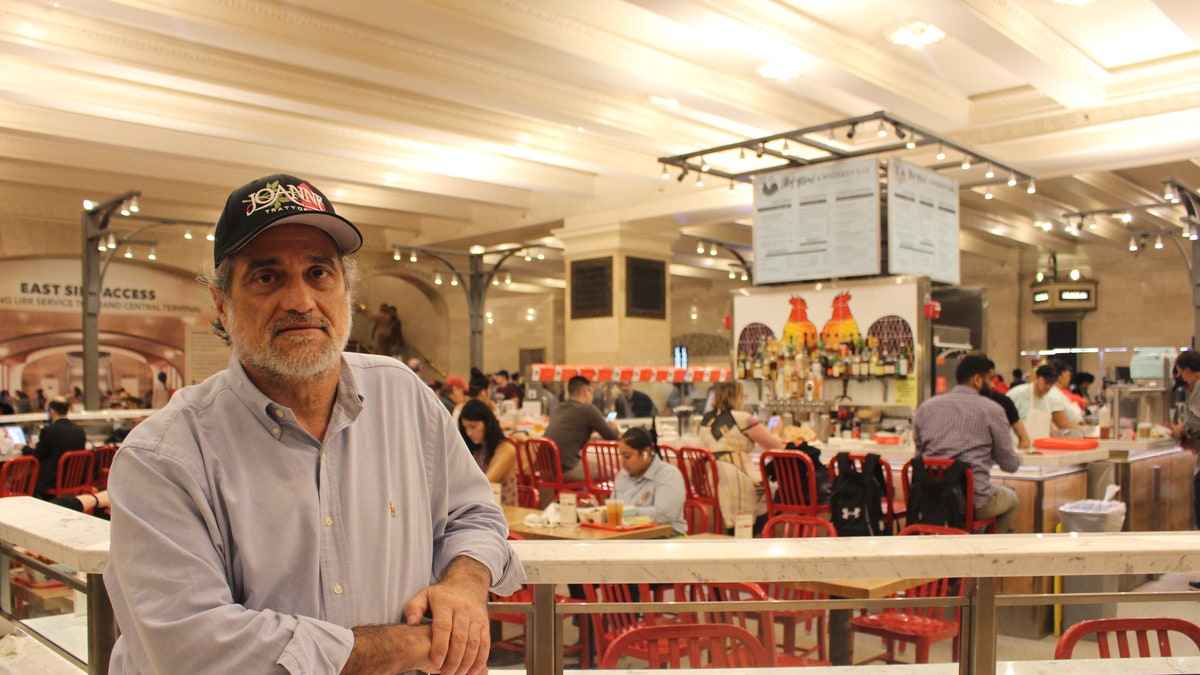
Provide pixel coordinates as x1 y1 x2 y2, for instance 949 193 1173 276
458 399 518 505
613 427 687 535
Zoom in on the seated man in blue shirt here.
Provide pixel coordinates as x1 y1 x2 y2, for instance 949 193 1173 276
913 354 1022 533
104 174 525 675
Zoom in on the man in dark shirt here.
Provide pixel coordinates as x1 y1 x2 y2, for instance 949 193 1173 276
974 353 1030 450
615 382 657 418
493 370 521 404
23 396 87 499
543 376 619 483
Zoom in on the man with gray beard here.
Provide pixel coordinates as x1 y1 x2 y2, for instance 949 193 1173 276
103 174 524 675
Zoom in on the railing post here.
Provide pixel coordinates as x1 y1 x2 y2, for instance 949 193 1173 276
529 583 558 675
961 576 997 674
87 573 117 675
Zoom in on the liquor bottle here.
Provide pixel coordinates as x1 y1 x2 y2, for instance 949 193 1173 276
898 344 910 377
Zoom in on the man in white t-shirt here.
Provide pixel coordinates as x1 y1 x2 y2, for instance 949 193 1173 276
1006 365 1076 438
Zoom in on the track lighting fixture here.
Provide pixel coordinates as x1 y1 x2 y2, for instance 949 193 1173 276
536 250 545 260
1088 215 1098 230
1129 236 1138 252
1118 212 1132 224
660 164 669 180
97 238 107 252
876 120 887 138
700 157 710 172
1155 234 1165 249
409 250 418 263
206 229 215 242
935 143 945 161
393 248 401 261
83 199 95 210
755 144 766 158
697 240 706 254
504 272 512 285
677 167 689 182
434 272 443 285
738 147 746 160
184 228 193 240
740 271 749 281
984 186 993 200
123 246 133 259
491 276 499 286
728 179 736 191
106 233 117 250
1069 269 1081 281
985 163 994 179
961 155 971 170
780 139 790 155
695 173 704 188
728 269 736 279
450 276 458 286
846 124 857 140
1190 222 1199 241
524 250 533 262
128 195 139 213
1035 271 1045 283
1164 184 1177 202
709 244 718 256
148 247 157 261
1027 180 1037 195
485 311 493 325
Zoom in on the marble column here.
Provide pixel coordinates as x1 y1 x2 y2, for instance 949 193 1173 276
553 218 678 365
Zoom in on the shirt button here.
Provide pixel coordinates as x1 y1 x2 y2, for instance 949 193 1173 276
274 409 284 418
325 517 333 527
333 584 343 595
320 453 327 461
272 426 280 436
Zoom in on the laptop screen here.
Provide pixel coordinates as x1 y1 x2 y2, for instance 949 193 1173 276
1 425 26 446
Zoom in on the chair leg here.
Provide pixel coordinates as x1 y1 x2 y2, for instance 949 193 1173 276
915 639 930 664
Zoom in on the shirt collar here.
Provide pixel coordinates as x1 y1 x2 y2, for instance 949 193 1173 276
225 353 364 443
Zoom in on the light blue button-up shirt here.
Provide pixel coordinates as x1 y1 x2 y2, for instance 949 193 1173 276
613 455 687 535
104 353 525 674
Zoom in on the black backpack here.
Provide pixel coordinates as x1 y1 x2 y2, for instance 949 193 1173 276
829 452 889 537
906 456 968 529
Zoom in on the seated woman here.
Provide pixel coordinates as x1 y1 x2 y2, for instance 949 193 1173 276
612 427 687 535
697 381 786 530
458 399 518 506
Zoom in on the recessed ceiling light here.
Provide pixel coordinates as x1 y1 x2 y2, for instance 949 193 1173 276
890 21 945 49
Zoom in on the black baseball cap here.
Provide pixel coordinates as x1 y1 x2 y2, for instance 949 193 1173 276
213 173 363 266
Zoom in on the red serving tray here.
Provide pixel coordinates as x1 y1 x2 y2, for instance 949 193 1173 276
579 521 657 532
1032 437 1099 451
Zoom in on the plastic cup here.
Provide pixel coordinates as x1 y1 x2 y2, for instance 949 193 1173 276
605 499 623 527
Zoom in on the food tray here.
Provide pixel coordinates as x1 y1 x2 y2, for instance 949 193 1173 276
579 521 657 532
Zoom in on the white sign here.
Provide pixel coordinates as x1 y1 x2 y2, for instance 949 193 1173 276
752 157 881 284
886 159 961 285
0 258 209 316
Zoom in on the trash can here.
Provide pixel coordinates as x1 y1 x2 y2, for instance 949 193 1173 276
1059 499 1127 632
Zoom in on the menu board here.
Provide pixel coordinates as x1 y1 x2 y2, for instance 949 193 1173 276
887 158 960 285
752 157 881 284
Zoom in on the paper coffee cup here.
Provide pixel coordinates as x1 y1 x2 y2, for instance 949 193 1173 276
560 492 577 525
734 513 754 539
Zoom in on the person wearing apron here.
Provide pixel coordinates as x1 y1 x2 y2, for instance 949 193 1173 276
1006 364 1071 441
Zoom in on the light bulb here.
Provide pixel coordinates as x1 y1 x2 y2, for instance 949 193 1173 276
905 138 916 150
700 157 710 172
97 239 107 252
504 272 512 285
450 276 458 286
1027 180 1036 195
1069 269 1080 281
83 199 95 210
985 164 994 179
660 164 669 180
961 156 971 170
935 144 945 161
536 251 544 260
106 233 117 250
184 228 193 240
695 174 703 188
709 244 718 256
740 272 748 281
1035 271 1044 283
393 249 401 261
148 247 157 261
434 272 442 285
1008 173 1017 187
728 270 736 279
1155 234 1164 249
128 195 139 213
206 230 215 242
409 250 418 263
492 277 499 286
123 247 133 259
1129 236 1138 251
984 187 993 200
524 251 532 261
876 120 887 138
697 241 706 254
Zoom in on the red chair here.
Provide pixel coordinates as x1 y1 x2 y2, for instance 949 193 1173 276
1055 617 1200 659
489 532 591 668
0 456 38 497
511 439 541 507
673 446 722 533
582 441 621 500
682 498 709 535
45 450 95 499
599 623 770 669
584 583 658 666
759 515 834 663
91 444 118 489
901 458 997 533
848 523 967 665
761 449 828 520
828 453 901 533
524 438 586 506
671 580 830 667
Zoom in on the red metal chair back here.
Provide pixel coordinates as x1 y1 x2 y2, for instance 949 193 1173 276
48 450 94 498
761 514 837 539
92 444 118 489
682 498 709 535
1055 617 1200 659
524 437 586 495
674 446 721 532
599 623 771 669
0 456 38 497
759 514 835 664
582 441 621 499
585 583 658 664
761 449 825 519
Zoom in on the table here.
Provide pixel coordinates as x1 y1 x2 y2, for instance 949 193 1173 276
504 505 675 540
790 577 936 666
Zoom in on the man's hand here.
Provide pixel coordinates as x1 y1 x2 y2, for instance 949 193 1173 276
403 556 492 675
341 624 435 675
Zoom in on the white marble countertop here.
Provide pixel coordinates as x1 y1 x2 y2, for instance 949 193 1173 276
510 530 1200 585
0 497 108 574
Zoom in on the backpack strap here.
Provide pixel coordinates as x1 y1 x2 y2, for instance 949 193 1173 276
836 451 854 478
943 458 968 488
862 452 880 479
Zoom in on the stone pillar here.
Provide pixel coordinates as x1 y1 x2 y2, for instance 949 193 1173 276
553 218 677 365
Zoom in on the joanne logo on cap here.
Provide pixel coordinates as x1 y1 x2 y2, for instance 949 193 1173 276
213 173 363 266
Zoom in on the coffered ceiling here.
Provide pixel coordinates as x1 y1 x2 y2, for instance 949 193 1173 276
2 0 1199 289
